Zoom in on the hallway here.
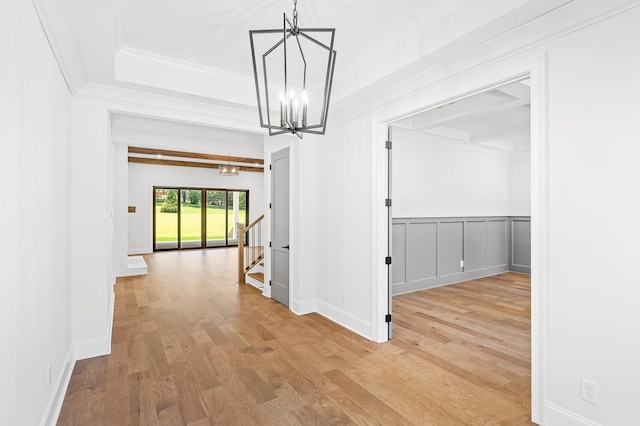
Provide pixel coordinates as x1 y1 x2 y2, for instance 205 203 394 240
58 249 531 425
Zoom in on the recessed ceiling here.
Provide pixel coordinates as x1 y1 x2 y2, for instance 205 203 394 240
43 0 573 111
393 80 531 154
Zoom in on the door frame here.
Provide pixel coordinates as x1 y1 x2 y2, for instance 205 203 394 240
270 147 291 307
371 54 548 424
263 138 295 304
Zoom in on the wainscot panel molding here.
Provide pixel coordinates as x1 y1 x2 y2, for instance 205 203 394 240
509 216 532 274
392 216 530 295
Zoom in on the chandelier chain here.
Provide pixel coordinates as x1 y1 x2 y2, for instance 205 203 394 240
292 0 298 29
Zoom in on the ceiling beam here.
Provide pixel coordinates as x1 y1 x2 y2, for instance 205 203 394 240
409 82 531 132
128 157 264 173
128 147 264 165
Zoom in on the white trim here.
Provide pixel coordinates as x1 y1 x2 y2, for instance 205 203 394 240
73 334 110 361
316 300 373 339
117 47 253 84
529 51 549 426
290 298 317 316
371 54 547 424
79 83 262 135
30 0 88 94
73 288 114 360
114 47 256 107
118 268 146 277
263 137 293 301
128 247 152 255
372 122 389 343
39 347 75 426
546 403 603 426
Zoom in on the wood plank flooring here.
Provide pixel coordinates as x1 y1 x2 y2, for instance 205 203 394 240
58 249 532 425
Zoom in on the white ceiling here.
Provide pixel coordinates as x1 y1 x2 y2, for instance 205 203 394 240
41 0 573 109
393 80 531 154
34 0 577 155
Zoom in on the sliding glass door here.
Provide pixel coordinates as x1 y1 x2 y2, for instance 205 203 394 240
154 188 179 250
226 191 246 246
206 190 226 247
154 186 249 251
179 189 202 248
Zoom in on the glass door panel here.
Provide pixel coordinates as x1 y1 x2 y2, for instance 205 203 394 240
154 187 249 251
154 188 178 250
227 191 247 246
206 190 227 247
180 189 202 248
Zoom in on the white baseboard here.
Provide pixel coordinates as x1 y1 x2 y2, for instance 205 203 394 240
74 289 114 360
315 300 373 340
290 298 316 315
40 347 75 426
128 247 152 255
74 335 111 360
117 255 147 277
546 402 602 426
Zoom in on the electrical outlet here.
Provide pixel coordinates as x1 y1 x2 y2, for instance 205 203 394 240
581 378 599 405
47 364 52 386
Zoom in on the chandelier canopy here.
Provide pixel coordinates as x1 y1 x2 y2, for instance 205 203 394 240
249 0 337 138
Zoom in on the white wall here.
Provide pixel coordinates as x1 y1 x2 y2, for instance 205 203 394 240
392 129 511 218
128 162 264 254
15 1 638 425
314 116 377 337
544 8 640 424
509 153 531 216
319 3 640 425
262 135 319 315
70 97 113 360
0 1 73 424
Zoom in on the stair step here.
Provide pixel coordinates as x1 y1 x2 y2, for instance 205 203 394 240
247 272 264 283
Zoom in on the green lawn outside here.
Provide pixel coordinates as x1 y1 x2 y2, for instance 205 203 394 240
155 202 246 242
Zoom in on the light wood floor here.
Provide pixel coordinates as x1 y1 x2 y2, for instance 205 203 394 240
58 249 532 425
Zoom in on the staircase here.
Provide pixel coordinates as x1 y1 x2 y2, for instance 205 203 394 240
238 215 265 289
247 263 265 288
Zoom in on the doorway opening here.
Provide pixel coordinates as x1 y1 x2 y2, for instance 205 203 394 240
153 186 249 251
384 75 538 421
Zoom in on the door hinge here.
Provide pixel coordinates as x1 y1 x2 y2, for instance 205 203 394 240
385 256 392 265
385 140 392 149
269 203 272 209
385 314 392 323
385 198 392 207
269 242 272 248
269 280 272 286
269 164 272 170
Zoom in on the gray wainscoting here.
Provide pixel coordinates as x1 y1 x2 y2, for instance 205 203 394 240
509 216 531 274
392 216 531 295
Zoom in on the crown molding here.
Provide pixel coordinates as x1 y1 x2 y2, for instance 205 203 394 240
114 47 256 107
112 115 263 144
77 83 264 135
30 0 88 94
331 0 640 126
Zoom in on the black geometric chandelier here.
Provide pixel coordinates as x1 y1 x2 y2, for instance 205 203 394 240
249 0 336 138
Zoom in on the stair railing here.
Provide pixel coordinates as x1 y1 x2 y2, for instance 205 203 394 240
238 214 264 284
